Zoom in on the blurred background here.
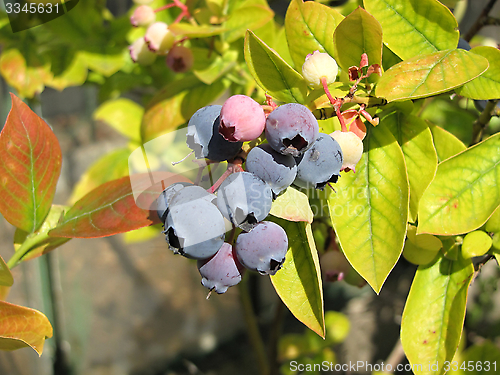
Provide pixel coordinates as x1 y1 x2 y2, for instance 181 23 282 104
0 0 499 374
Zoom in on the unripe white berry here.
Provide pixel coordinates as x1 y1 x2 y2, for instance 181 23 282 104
166 46 194 73
145 22 175 55
130 5 156 27
330 131 363 172
302 51 339 89
129 37 156 65
133 0 154 4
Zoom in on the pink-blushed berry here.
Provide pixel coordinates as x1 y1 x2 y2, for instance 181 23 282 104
130 5 156 27
219 95 266 142
145 22 175 55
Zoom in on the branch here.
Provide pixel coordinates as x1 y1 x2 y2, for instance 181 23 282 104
470 99 499 146
464 0 499 42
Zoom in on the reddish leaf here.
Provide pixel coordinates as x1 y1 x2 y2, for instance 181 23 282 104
0 93 62 233
49 173 189 238
0 300 53 356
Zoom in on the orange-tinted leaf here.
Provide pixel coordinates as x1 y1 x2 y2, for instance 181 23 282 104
0 93 62 233
48 173 188 238
0 300 53 356
0 256 13 287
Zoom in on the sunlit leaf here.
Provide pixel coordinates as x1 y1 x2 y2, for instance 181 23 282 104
123 224 162 244
0 256 13 287
0 301 53 356
168 23 229 37
376 49 489 102
244 30 308 104
271 219 324 337
81 51 126 77
418 133 500 235
328 124 409 293
94 99 143 143
428 123 466 162
456 46 500 100
224 4 274 43
363 0 459 60
192 49 238 85
48 176 157 238
385 113 438 221
401 253 473 375
0 94 62 233
284 0 344 69
46 51 88 91
68 148 131 205
0 49 52 98
333 7 383 74
270 187 314 223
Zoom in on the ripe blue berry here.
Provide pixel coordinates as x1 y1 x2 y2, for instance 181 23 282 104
219 95 266 142
294 133 343 190
216 172 273 232
186 105 243 161
265 103 319 157
235 221 288 275
245 143 297 196
197 243 244 294
165 185 226 259
156 182 193 222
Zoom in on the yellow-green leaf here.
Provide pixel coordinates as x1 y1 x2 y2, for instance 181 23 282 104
270 187 313 223
0 256 13 287
271 219 324 337
461 230 492 259
403 225 442 265
224 4 274 43
333 7 383 74
376 49 489 102
363 0 459 60
0 301 53 356
428 123 466 162
328 124 409 293
244 30 308 104
94 99 143 143
168 23 228 38
284 0 344 69
456 46 500 100
401 253 473 375
385 113 438 221
418 133 500 235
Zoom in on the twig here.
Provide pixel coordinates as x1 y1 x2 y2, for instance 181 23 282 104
463 0 499 42
383 338 405 373
470 99 499 145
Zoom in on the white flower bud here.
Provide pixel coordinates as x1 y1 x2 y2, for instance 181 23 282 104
302 51 339 89
145 22 175 55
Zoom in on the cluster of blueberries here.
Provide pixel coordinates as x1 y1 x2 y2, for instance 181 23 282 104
156 95 344 295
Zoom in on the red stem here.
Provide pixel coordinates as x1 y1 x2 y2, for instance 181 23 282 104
321 77 347 132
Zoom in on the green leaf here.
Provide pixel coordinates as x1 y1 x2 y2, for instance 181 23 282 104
375 49 489 102
428 123 466 162
485 205 500 233
284 0 344 69
418 133 500 235
46 51 88 91
192 49 238 85
271 219 324 337
224 4 274 43
94 99 143 143
0 94 62 233
456 46 500 100
244 30 308 104
270 187 314 223
363 0 459 60
456 341 500 375
168 23 228 38
123 224 162 244
141 76 229 143
81 51 126 77
461 230 492 259
0 301 53 356
403 225 442 265
401 253 473 375
385 113 438 221
0 256 13 287
333 7 383 73
68 148 131 205
328 124 409 293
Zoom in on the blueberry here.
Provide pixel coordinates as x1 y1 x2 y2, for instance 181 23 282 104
165 185 226 259
265 103 319 157
294 133 343 190
197 242 244 294
216 172 273 232
186 105 243 161
235 221 288 275
156 182 193 223
245 143 297 196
